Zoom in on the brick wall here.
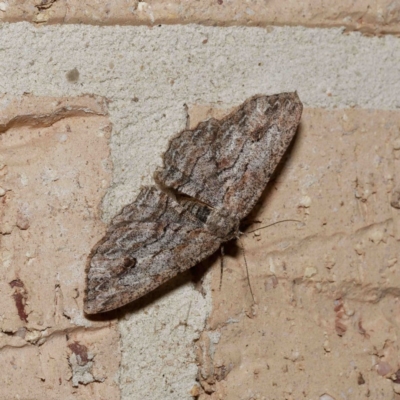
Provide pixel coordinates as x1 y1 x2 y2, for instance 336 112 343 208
1 2 400 399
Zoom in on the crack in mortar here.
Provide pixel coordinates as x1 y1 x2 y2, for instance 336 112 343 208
0 98 108 134
0 325 110 350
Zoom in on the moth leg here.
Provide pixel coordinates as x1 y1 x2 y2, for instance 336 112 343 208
219 245 225 290
237 237 255 303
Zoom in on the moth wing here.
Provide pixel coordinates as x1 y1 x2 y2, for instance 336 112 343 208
84 186 221 314
155 92 302 220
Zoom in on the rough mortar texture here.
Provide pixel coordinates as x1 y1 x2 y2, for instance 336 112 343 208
118 271 212 399
0 22 400 399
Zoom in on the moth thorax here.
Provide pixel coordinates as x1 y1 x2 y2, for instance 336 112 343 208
206 209 239 240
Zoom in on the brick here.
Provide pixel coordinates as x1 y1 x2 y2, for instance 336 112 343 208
193 106 400 399
0 0 400 35
0 327 120 399
0 95 120 397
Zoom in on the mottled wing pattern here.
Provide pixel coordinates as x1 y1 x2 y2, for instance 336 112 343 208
85 92 303 313
155 92 303 220
84 186 222 313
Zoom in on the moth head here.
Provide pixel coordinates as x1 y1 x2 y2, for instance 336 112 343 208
206 209 239 240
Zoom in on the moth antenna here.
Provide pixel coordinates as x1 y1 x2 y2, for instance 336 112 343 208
237 237 255 304
219 245 225 290
245 219 302 234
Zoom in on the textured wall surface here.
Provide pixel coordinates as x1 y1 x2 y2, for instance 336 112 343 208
1 2 400 399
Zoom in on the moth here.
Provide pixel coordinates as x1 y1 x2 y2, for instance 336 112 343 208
84 92 303 314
